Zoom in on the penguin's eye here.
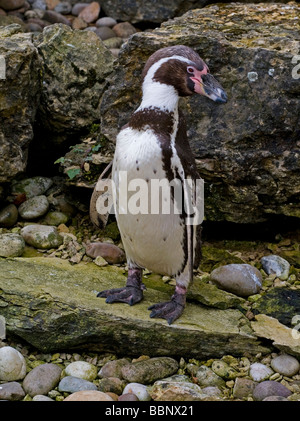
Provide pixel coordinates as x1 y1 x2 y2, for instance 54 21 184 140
187 66 194 74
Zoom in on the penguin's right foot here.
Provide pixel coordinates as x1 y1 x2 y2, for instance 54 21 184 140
97 267 145 306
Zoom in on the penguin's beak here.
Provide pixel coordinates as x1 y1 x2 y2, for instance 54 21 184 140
191 73 228 104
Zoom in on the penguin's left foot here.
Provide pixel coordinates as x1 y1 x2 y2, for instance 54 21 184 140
148 286 186 325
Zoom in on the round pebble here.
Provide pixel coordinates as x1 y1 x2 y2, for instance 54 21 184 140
249 363 273 382
78 1 100 23
22 363 62 397
253 380 292 401
63 390 114 401
21 224 63 249
271 354 300 377
123 383 151 401
0 346 27 381
112 21 136 38
96 16 117 28
71 2 89 16
58 375 97 393
0 204 18 228
261 255 290 280
98 358 130 378
0 233 25 257
0 381 25 401
65 361 98 381
0 0 25 10
54 1 71 14
95 26 116 41
18 195 49 219
118 393 139 401
32 395 54 401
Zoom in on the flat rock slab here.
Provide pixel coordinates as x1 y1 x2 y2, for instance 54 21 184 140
0 257 270 358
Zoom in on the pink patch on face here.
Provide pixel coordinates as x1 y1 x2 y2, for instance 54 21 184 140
190 66 208 94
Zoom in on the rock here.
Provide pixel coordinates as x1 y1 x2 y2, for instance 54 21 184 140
103 37 123 49
42 211 69 226
232 378 255 399
85 242 126 264
112 22 136 38
253 380 292 401
211 360 238 380
262 395 289 401
201 386 221 397
100 2 300 224
0 257 271 357
65 361 97 381
149 378 213 401
118 393 139 401
0 381 25 401
95 26 116 41
187 365 225 388
0 346 27 381
32 0 46 10
210 264 262 297
43 10 71 25
36 24 114 143
22 363 62 397
63 390 114 401
11 177 53 199
98 377 125 395
71 16 87 30
0 0 25 10
54 1 71 14
0 233 25 257
98 358 130 379
18 195 49 220
0 26 41 183
78 1 100 23
249 363 273 382
32 394 54 401
71 2 89 16
270 354 300 377
58 376 97 393
122 383 151 401
261 255 290 280
0 204 18 227
121 357 178 384
251 314 300 358
21 225 63 249
96 17 117 28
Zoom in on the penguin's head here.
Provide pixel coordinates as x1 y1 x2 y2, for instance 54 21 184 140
142 45 227 104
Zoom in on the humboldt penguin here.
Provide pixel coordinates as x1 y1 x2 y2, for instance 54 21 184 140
97 45 227 324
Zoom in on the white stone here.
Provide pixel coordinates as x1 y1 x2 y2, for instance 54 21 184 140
271 354 300 377
0 233 25 257
65 361 97 381
249 363 273 382
123 382 151 401
0 346 27 381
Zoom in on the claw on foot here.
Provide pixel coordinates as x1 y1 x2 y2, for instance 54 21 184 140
148 300 185 325
97 285 144 306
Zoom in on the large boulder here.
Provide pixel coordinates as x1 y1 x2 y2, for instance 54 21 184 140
35 23 114 141
0 25 42 183
100 2 300 224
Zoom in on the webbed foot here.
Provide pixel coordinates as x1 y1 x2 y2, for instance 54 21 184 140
148 286 186 325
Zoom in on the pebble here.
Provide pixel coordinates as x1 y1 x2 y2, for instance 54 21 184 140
95 26 116 41
63 390 114 401
71 2 89 16
262 395 289 401
210 263 262 297
86 242 126 264
11 177 53 199
103 37 123 49
0 381 25 401
21 224 63 249
253 380 292 401
149 378 212 401
211 360 238 380
261 255 290 280
270 354 300 377
232 377 255 399
0 0 25 10
249 362 273 382
98 358 130 379
32 394 54 401
71 16 87 30
0 346 27 381
201 386 222 397
78 1 100 23
112 21 137 38
42 211 69 226
187 365 225 388
58 375 97 393
0 233 25 257
18 195 49 219
96 16 117 28
121 357 178 384
22 363 62 397
32 0 46 10
65 361 98 381
123 382 151 401
118 393 139 401
98 377 126 395
43 9 71 25
0 204 18 227
54 1 71 14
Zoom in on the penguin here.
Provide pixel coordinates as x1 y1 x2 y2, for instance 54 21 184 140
97 45 227 324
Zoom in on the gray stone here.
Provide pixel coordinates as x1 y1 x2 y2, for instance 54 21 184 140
96 17 117 28
71 3 89 16
98 358 130 379
18 195 49 220
0 346 27 381
253 380 292 401
270 354 300 377
99 2 300 224
54 1 72 14
0 204 18 228
149 379 215 401
43 10 71 25
232 378 255 399
32 394 54 401
187 365 225 389
95 26 116 41
122 383 151 401
261 255 290 281
249 363 273 382
121 358 178 384
0 381 25 401
11 177 53 199
58 376 97 393
22 363 62 397
20 224 63 249
0 233 25 257
210 264 262 297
